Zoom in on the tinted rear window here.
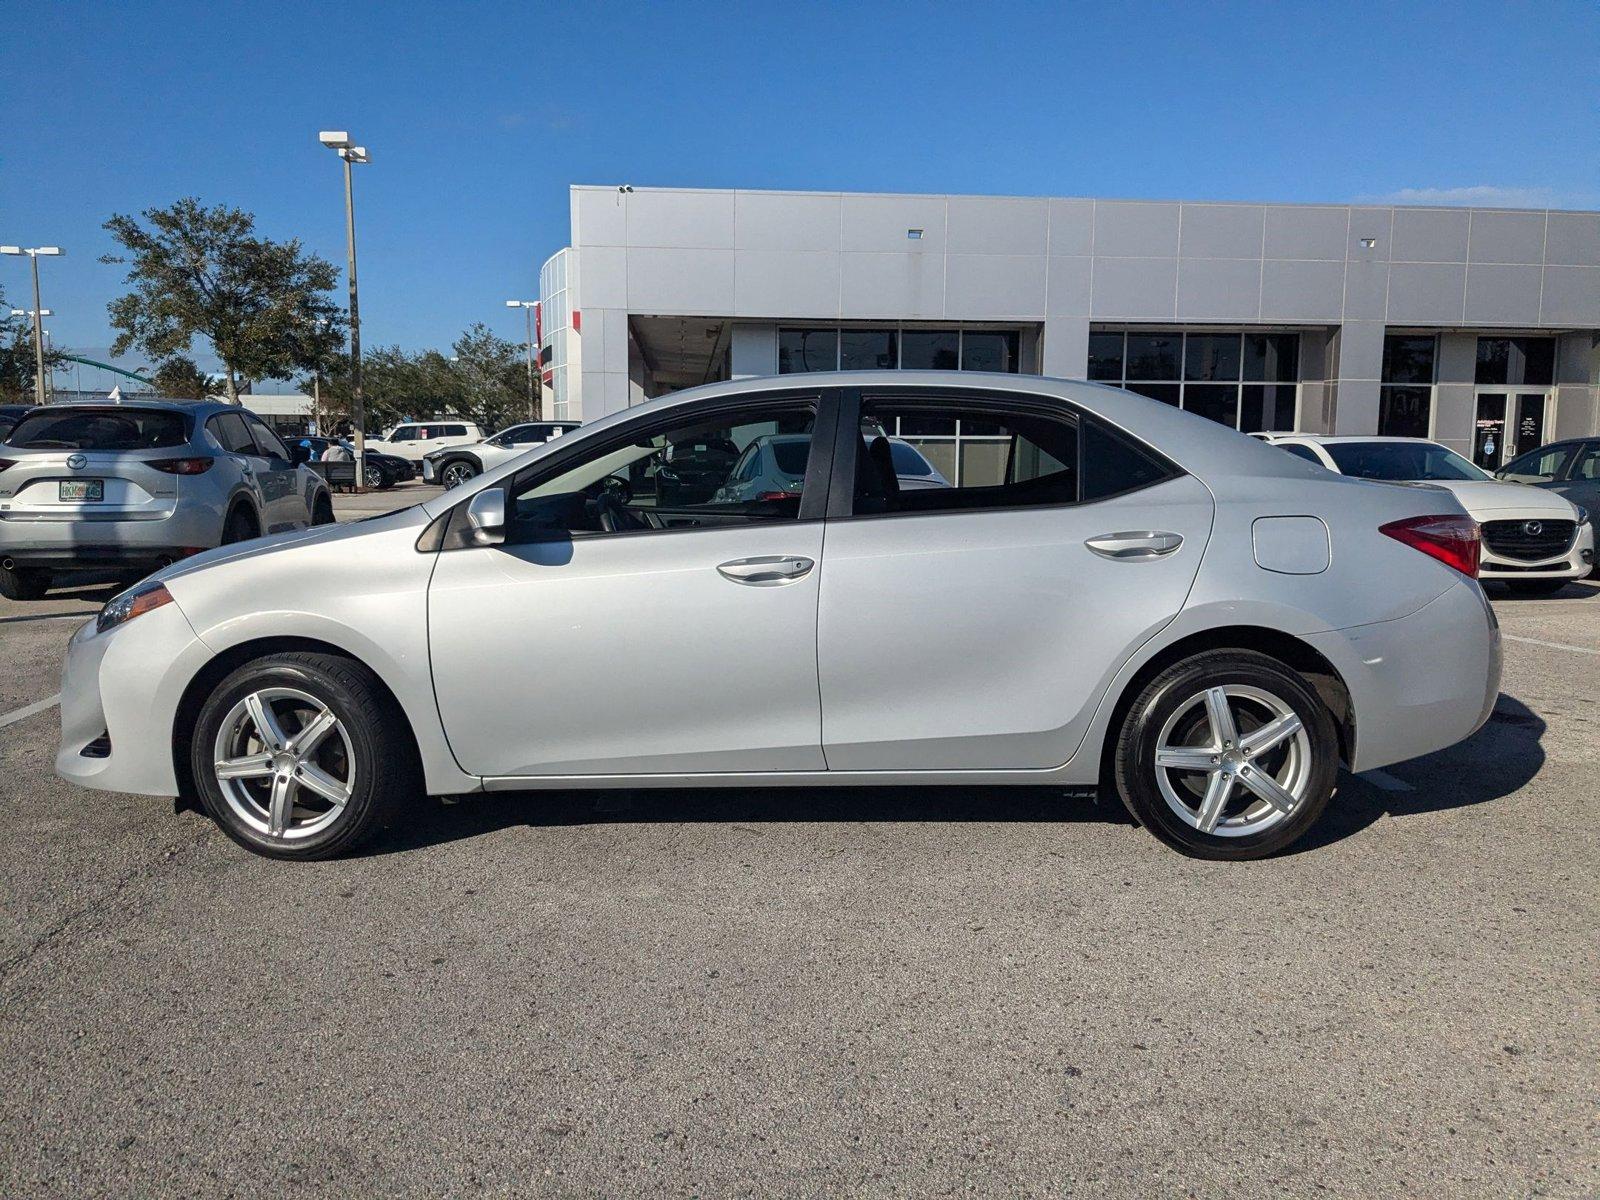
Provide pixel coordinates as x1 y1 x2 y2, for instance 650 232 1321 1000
772 440 811 475
1323 441 1487 482
5 408 189 450
888 441 932 475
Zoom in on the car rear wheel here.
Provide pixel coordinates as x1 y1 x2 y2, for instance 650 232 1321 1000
1503 578 1569 597
311 493 336 525
440 460 477 489
221 505 259 545
1114 649 1339 860
190 652 418 860
0 564 51 601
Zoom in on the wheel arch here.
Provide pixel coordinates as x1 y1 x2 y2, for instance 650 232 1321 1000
223 490 262 535
1095 624 1356 792
171 635 426 804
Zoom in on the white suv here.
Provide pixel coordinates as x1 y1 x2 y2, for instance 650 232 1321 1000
364 420 484 464
423 421 582 488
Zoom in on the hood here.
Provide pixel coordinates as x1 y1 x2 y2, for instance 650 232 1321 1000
147 504 429 585
1423 479 1582 517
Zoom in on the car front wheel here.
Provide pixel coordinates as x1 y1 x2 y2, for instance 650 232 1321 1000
190 652 418 859
1114 649 1339 860
440 460 477 489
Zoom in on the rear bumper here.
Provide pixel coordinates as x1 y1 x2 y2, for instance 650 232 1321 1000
1305 578 1501 773
0 506 221 569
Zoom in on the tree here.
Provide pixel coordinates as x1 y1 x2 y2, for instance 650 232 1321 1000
0 283 67 404
150 354 216 400
308 323 529 435
102 198 346 403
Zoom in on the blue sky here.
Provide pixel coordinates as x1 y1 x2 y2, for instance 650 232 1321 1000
5 0 1598 375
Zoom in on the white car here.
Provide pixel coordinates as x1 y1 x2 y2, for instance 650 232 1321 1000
363 419 485 464
58 373 1500 863
1261 435 1594 595
422 421 582 488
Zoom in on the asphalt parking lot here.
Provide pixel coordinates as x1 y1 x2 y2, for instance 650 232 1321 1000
1 484 1596 1198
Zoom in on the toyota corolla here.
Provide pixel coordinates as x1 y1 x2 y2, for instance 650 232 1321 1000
56 374 1501 861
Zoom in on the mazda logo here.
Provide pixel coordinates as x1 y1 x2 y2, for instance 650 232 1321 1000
66 454 87 470
1522 520 1543 536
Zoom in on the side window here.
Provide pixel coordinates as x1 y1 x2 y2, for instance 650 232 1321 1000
1571 444 1600 481
495 403 816 544
1500 444 1574 483
1277 442 1326 466
208 412 256 455
853 398 1079 516
390 426 418 442
1079 420 1177 500
246 417 291 461
442 424 467 437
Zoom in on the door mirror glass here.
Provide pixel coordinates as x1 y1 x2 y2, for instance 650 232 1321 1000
466 487 507 545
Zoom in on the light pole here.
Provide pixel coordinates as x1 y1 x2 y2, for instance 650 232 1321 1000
10 309 54 402
505 299 540 420
318 132 370 489
1 245 63 407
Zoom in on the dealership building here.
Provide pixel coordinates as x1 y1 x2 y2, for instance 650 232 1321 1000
537 185 1600 469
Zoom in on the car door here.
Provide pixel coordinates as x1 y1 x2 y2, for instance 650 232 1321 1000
1554 441 1600 512
206 411 272 516
242 415 310 530
426 388 835 778
815 387 1213 772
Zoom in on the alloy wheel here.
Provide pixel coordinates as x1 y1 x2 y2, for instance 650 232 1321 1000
1152 684 1312 838
211 687 355 841
442 462 475 488
365 465 384 488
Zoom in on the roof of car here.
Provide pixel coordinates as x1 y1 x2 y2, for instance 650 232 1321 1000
1268 435 1446 445
36 397 248 419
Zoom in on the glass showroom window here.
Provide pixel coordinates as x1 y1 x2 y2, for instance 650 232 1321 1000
1475 337 1554 387
1379 335 1436 438
777 327 1023 375
1086 330 1299 431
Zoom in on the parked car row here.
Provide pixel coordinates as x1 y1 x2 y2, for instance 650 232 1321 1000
291 436 418 490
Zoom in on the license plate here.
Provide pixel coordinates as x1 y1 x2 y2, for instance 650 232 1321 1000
59 480 104 502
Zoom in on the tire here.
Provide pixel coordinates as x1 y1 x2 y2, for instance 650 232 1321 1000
0 564 51 601
221 505 259 545
190 652 419 860
440 459 478 489
1114 649 1340 861
364 464 385 490
1504 578 1569 597
311 493 336 526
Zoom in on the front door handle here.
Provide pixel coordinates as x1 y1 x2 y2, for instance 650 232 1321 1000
716 555 815 586
1085 531 1184 560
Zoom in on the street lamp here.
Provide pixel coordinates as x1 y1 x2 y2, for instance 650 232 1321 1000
505 299 541 420
1 245 63 406
318 132 370 488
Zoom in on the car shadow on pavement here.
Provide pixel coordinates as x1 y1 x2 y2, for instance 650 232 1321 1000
360 784 1131 858
1292 692 1546 853
1484 579 1598 602
353 692 1544 859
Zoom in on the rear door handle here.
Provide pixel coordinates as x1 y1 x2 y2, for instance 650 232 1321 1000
717 555 815 586
1085 531 1184 560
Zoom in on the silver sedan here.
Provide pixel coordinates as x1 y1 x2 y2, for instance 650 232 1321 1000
56 373 1501 861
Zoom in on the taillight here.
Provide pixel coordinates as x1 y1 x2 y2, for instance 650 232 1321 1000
148 457 214 475
1380 514 1480 578
756 490 803 502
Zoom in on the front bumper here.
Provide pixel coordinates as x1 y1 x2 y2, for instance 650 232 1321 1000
421 458 439 483
56 599 213 796
1478 519 1594 580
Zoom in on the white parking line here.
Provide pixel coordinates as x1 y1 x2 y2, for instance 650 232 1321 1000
1503 634 1600 657
0 693 61 730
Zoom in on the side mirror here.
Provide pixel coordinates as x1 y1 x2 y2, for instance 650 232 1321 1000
466 487 507 546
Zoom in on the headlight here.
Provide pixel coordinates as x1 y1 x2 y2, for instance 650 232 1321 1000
98 581 174 634
1576 505 1590 526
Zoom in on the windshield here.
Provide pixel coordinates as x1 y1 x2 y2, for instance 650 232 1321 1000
5 407 189 450
1323 441 1490 482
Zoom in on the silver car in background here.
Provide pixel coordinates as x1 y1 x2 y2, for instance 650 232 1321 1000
0 399 333 599
56 373 1500 863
